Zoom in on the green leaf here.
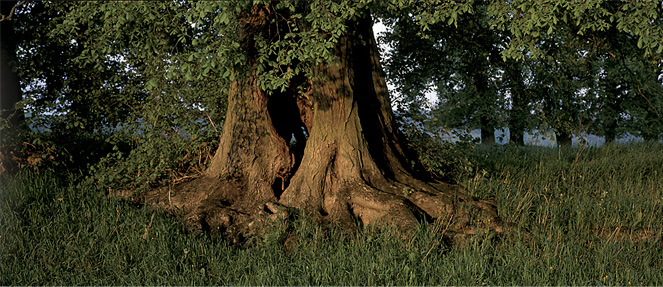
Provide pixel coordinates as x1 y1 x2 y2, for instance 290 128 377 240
147 79 158 90
220 13 229 25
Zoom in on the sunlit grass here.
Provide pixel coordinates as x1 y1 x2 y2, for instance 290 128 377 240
1 142 662 285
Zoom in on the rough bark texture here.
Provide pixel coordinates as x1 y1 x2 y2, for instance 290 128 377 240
131 9 509 245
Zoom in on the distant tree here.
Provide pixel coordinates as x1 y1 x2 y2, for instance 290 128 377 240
381 2 507 145
13 2 130 134
590 26 663 143
438 3 505 145
502 59 533 145
490 0 663 145
529 26 595 147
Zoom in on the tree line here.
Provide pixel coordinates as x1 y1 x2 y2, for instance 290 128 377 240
381 1 663 145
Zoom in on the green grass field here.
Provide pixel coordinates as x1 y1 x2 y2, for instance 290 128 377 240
1 143 662 285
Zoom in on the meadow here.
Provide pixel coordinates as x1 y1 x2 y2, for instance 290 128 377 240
1 142 662 285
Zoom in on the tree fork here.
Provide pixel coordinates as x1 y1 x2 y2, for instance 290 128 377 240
135 8 509 244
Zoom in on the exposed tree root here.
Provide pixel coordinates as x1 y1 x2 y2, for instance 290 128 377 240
112 172 516 247
110 8 519 247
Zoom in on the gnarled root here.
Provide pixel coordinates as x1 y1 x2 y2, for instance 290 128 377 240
343 182 512 244
115 175 516 246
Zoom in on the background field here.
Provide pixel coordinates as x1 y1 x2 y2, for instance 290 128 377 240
1 143 661 285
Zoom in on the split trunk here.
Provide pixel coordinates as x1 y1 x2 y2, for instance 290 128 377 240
140 9 507 243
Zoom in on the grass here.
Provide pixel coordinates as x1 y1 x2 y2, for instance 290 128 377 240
1 142 662 285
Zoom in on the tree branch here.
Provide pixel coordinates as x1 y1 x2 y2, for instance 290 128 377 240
0 0 26 22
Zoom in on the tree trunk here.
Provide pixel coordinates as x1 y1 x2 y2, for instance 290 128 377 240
0 1 24 140
509 127 524 146
472 59 494 146
0 45 22 133
505 62 526 146
556 130 573 147
137 8 507 244
480 126 495 145
604 118 618 144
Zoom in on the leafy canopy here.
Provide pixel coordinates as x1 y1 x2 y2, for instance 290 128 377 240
3 0 661 181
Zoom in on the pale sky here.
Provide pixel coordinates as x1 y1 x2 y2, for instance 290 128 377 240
373 21 439 108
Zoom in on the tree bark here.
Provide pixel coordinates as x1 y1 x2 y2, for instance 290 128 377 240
0 1 24 140
480 125 495 145
136 7 507 244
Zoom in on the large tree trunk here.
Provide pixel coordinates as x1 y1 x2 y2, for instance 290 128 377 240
0 45 22 133
137 8 507 244
0 1 24 140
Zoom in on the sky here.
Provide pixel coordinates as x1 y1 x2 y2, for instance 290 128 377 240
373 21 440 107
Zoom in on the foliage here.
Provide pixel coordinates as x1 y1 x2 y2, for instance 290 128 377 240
2 143 662 285
89 129 218 192
488 0 663 61
396 109 479 183
589 32 663 142
2 0 662 187
2 2 227 184
0 130 104 174
525 21 597 144
381 0 662 145
405 129 480 183
382 2 508 143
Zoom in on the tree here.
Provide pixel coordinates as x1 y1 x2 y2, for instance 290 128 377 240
160 2 505 239
0 1 23 139
438 4 504 145
490 0 663 146
15 0 662 242
590 26 663 143
48 1 504 241
502 59 532 145
529 30 592 147
382 2 506 145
